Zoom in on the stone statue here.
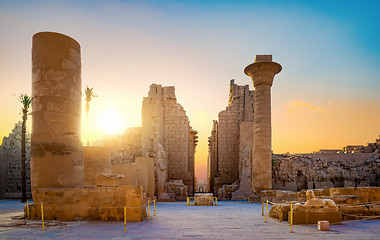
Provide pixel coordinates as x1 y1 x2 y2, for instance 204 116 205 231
305 190 336 208
239 146 252 192
155 143 169 199
231 146 253 200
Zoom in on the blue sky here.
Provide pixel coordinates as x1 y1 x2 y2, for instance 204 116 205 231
1 0 379 180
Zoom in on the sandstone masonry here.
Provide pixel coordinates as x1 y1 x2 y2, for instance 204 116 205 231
0 122 31 199
208 80 254 195
142 84 197 197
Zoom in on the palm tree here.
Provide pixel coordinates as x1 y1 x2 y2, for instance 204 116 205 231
85 86 97 146
18 94 31 203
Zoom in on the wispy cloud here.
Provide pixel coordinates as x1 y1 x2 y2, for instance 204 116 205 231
287 100 322 113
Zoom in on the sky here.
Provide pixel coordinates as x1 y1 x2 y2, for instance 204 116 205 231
1 0 380 181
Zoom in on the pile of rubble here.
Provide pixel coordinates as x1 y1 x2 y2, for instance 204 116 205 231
272 155 380 191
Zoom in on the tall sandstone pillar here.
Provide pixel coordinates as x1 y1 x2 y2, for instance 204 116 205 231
31 32 84 190
244 55 281 193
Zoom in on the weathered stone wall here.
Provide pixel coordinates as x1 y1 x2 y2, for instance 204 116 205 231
207 121 218 194
83 146 112 186
28 185 146 221
0 121 31 199
162 86 195 196
141 84 196 197
209 80 254 195
272 154 380 192
95 127 142 165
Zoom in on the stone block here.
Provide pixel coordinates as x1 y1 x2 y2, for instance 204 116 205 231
369 205 380 215
269 204 290 221
318 221 329 231
290 210 342 225
28 185 146 221
331 195 360 204
261 190 297 203
330 187 370 203
95 174 123 187
84 146 111 186
255 55 272 62
194 193 214 206
369 187 380 202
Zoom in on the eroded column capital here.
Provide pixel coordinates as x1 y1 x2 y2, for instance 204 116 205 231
244 62 282 87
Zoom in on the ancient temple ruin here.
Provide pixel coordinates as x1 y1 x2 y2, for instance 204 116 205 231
28 32 146 221
141 84 197 198
92 84 197 200
208 55 282 199
208 79 255 198
0 122 31 199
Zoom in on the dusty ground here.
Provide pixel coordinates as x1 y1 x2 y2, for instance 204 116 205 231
0 200 379 239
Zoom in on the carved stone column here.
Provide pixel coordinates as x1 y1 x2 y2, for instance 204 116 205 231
31 32 84 189
244 55 281 193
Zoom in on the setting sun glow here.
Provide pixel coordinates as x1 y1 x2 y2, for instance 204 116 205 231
97 107 126 135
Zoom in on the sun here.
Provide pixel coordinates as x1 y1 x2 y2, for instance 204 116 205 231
97 107 126 135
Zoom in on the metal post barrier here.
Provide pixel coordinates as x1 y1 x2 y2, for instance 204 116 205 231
262 202 264 216
26 201 30 219
41 203 44 231
147 200 150 220
187 197 189 206
280 200 283 223
264 200 268 223
153 200 156 216
124 207 127 232
290 203 294 233
215 197 218 206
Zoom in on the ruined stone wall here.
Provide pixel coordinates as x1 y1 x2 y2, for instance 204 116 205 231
272 154 380 192
209 80 254 195
207 121 218 194
0 122 31 198
141 84 196 197
162 86 194 196
95 127 142 165
188 128 198 193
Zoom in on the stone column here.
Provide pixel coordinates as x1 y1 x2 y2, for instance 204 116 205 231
31 32 84 189
244 55 281 193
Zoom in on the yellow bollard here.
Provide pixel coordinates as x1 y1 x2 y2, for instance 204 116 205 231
187 197 189 206
215 197 217 206
290 203 294 233
41 203 44 231
26 201 30 219
147 200 150 220
262 202 264 216
264 200 268 223
153 200 156 216
280 201 283 223
124 207 127 232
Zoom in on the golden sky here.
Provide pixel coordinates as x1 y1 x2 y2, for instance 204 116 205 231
1 1 380 181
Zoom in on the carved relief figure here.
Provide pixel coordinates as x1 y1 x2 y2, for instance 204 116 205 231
155 143 168 199
239 146 252 192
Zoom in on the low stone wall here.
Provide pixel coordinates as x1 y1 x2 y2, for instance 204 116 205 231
26 185 147 221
